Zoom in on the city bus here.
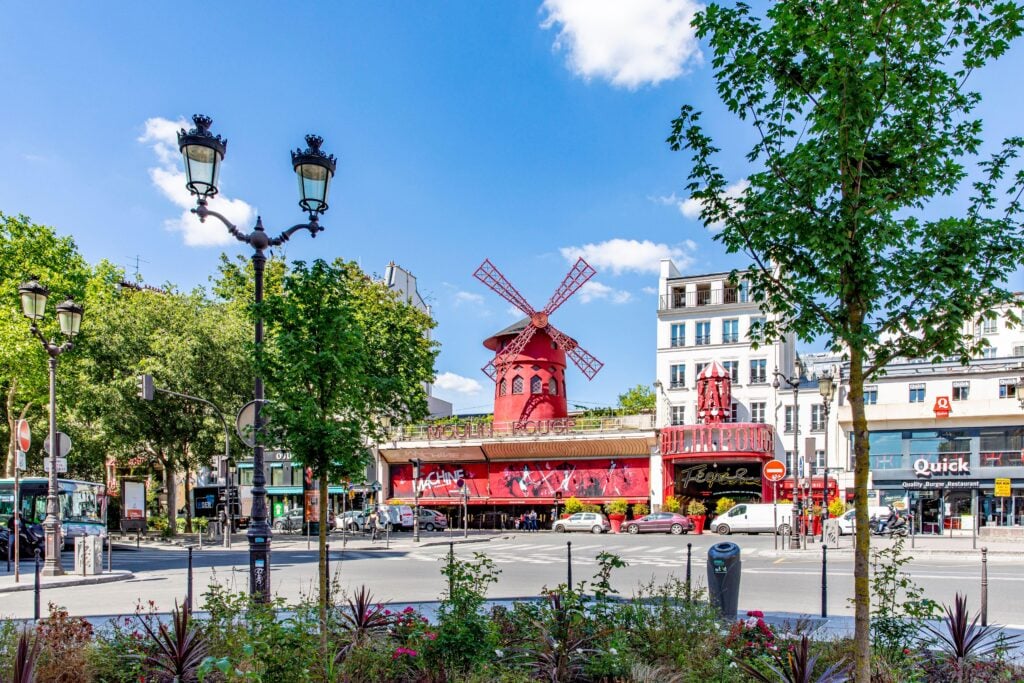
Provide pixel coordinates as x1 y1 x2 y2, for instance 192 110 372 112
0 478 107 548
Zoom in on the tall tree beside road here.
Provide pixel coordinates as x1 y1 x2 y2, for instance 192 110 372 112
73 284 249 532
667 2 1024 680
0 214 90 477
616 384 656 414
259 259 438 646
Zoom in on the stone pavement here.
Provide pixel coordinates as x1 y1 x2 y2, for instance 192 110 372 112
0 569 133 594
751 530 1022 559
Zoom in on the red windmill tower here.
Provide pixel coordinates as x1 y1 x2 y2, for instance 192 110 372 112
474 258 604 426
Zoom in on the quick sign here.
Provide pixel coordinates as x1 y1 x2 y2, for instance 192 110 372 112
933 396 951 418
913 457 970 478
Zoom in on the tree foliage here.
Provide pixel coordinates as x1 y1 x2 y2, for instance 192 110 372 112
668 2 1024 680
258 258 439 632
616 384 656 414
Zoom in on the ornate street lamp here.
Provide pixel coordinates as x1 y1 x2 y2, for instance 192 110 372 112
773 356 803 549
177 114 336 602
1015 376 1024 410
18 278 84 576
818 370 836 542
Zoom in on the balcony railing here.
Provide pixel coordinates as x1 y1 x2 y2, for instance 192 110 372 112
659 287 746 311
390 414 656 443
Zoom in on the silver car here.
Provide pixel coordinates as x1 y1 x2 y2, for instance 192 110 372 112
552 512 610 534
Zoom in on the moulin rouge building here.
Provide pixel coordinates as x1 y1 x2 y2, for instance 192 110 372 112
376 259 779 526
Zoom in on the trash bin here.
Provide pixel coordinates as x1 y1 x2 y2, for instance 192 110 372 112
707 542 742 620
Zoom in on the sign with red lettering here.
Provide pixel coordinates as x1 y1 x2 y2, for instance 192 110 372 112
933 396 951 419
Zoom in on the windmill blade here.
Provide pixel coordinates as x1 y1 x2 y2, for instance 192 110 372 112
473 259 536 316
547 325 604 380
481 360 497 381
542 257 596 314
493 325 538 375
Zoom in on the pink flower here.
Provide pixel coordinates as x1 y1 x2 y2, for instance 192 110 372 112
747 610 764 618
403 606 416 614
384 609 392 615
425 632 437 641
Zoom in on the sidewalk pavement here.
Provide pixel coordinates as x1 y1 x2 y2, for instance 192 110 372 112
108 529 509 552
754 531 1022 559
0 569 133 594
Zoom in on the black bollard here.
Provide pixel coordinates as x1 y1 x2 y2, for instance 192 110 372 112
686 542 693 601
186 547 193 612
981 547 988 626
567 541 573 588
448 542 454 598
821 545 828 618
33 550 41 622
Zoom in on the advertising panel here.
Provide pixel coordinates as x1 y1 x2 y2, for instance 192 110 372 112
389 458 649 501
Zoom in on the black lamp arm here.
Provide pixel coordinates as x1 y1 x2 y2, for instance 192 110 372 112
192 202 250 244
270 220 323 247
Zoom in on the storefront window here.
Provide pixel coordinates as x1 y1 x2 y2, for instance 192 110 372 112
238 468 254 486
979 427 1024 467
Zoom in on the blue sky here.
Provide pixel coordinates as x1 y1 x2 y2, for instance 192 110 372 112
1 2 1022 413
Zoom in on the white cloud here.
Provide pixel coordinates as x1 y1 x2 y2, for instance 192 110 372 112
642 286 658 295
560 238 696 275
678 179 749 230
453 291 485 306
578 281 632 304
540 0 703 89
434 372 484 395
139 117 257 247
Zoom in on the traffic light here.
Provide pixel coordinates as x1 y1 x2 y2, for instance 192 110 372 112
137 374 154 401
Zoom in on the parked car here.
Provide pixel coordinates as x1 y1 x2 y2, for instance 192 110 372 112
374 505 415 531
418 508 448 531
624 512 693 535
710 503 794 535
272 508 305 533
339 510 368 532
552 512 609 534
836 506 889 535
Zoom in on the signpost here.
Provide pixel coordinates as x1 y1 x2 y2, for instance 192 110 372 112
764 460 787 550
13 420 30 582
995 478 1011 498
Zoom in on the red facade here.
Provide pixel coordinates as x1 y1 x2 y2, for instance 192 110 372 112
485 327 569 424
390 458 650 504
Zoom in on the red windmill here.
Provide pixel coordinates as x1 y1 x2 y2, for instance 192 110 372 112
474 258 604 425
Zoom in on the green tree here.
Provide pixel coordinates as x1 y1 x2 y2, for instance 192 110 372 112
259 258 438 645
616 384 656 414
0 214 90 477
73 284 249 532
668 2 1024 678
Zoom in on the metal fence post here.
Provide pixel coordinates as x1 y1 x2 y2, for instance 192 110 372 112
187 546 194 612
981 547 988 626
686 542 692 601
567 541 572 587
33 550 41 622
325 543 330 606
821 545 828 618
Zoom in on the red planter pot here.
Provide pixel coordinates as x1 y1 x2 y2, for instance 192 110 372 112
692 515 706 535
608 513 626 533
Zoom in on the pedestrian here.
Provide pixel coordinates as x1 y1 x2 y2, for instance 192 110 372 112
529 509 538 532
368 509 379 541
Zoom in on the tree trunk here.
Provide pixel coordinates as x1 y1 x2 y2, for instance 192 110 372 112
318 470 330 658
849 344 872 683
165 462 177 536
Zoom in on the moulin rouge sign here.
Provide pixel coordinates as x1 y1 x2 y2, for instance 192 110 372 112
661 423 775 457
427 418 577 440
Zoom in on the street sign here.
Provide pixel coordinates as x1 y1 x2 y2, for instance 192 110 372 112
763 459 787 482
15 419 30 452
42 432 72 456
16 451 26 471
995 478 1011 497
235 400 269 448
43 457 68 474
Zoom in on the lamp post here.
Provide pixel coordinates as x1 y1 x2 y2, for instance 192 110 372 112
177 114 336 601
773 356 802 549
411 458 422 543
18 279 84 576
818 370 836 542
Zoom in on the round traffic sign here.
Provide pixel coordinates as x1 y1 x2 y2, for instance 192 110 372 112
15 419 30 452
763 459 787 482
43 432 72 456
235 400 271 448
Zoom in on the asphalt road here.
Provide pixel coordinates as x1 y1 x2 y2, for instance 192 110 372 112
1 532 1020 626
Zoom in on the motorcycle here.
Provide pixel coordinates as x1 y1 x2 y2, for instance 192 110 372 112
869 514 909 538
0 522 45 560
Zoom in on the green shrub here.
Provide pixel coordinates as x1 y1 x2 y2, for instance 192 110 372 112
429 551 501 677
632 502 650 517
828 498 847 517
563 496 584 515
605 498 629 516
663 495 681 513
716 497 736 515
687 500 707 516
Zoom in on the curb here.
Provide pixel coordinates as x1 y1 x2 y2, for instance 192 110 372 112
757 547 1022 559
0 571 135 594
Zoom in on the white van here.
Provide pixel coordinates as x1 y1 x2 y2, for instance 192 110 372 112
710 503 794 535
377 504 415 531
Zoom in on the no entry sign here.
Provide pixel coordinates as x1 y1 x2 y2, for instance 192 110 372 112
763 459 787 482
15 419 30 452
